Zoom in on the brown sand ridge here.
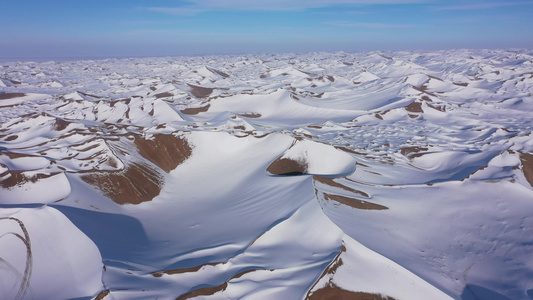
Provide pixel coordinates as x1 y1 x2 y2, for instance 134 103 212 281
267 156 308 176
81 162 161 205
187 84 213 98
305 245 345 300
134 134 192 173
520 152 533 187
323 193 388 210
305 244 395 300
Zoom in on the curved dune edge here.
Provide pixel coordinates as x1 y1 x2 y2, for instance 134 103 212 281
81 133 192 205
267 156 308 176
266 138 356 177
81 162 162 205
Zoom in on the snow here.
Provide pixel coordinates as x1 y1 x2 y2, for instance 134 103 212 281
0 206 103 300
1 49 533 299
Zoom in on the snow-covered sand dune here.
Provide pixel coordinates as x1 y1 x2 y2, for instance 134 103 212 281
1 49 533 299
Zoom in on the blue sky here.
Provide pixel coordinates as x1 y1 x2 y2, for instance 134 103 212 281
1 0 532 58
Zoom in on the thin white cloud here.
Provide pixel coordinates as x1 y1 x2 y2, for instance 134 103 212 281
144 0 435 14
145 7 203 15
434 1 533 11
196 0 431 10
326 21 414 28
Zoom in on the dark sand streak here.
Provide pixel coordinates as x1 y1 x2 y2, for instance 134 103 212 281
187 84 213 98
323 193 388 210
314 176 370 198
175 268 262 300
180 105 210 115
306 244 395 300
520 152 533 187
0 93 26 100
309 284 396 300
152 262 219 277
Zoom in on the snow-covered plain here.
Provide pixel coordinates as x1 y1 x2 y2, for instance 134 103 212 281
1 49 533 300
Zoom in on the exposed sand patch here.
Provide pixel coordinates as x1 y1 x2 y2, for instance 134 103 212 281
520 152 533 187
306 244 346 299
1 151 30 159
81 162 162 205
314 176 370 198
180 104 210 115
0 171 55 189
325 244 345 275
155 92 173 99
405 101 423 113
323 193 387 210
400 146 428 157
134 134 192 173
427 103 446 112
454 82 468 87
176 268 261 300
306 244 394 300
239 112 262 118
177 283 228 300
0 93 26 100
267 157 308 176
152 262 219 277
187 84 213 98
53 118 70 131
336 146 365 156
308 283 396 300
95 290 110 300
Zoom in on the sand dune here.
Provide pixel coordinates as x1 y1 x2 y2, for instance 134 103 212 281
1 49 533 300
